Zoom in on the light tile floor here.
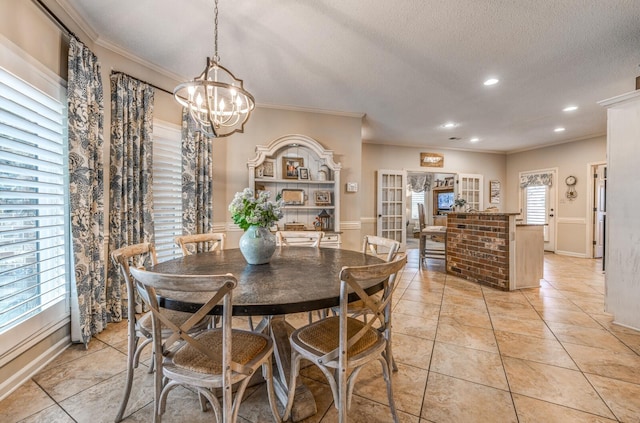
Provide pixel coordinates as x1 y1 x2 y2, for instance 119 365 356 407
2 251 640 422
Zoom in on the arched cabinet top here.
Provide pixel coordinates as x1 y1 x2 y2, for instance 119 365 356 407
247 134 342 171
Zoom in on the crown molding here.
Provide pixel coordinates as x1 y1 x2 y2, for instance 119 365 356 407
256 102 365 119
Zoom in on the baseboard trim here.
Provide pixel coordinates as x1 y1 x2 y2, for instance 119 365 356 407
0 336 70 401
554 250 587 258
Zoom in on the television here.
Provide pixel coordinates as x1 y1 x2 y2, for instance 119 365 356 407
437 191 455 211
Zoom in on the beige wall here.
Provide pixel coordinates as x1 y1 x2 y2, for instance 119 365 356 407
217 107 363 250
361 144 507 236
506 136 606 256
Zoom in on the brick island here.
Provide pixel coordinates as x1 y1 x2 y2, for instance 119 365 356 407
445 212 544 291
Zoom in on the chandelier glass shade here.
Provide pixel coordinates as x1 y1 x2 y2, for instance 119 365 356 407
173 0 255 137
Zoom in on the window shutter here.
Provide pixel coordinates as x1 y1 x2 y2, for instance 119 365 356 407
525 185 546 225
411 192 425 220
152 123 183 262
0 66 68 335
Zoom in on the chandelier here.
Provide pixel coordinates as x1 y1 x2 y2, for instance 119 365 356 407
173 0 255 137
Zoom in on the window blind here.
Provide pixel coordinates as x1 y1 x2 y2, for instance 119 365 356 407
525 185 546 225
0 66 68 335
411 191 424 220
152 123 183 262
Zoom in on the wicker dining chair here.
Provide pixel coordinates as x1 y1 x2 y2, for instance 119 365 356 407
362 235 400 262
276 230 325 324
332 235 402 371
334 236 400 318
283 256 407 423
129 267 281 423
110 242 210 423
275 230 324 247
175 232 226 256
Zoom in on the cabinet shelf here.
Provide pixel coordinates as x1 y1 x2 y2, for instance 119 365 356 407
254 178 334 185
248 135 342 234
282 205 335 210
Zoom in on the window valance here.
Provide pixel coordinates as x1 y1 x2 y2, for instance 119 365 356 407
407 173 433 192
520 172 553 188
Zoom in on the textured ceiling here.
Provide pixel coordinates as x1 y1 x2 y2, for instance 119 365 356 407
58 0 640 153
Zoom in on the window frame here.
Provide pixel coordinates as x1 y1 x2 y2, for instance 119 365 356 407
0 36 70 363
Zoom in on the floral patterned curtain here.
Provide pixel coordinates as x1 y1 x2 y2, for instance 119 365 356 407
181 109 212 247
520 172 553 188
107 73 155 321
407 173 433 192
67 37 106 345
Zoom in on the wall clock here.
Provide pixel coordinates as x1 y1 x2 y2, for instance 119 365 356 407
565 175 577 199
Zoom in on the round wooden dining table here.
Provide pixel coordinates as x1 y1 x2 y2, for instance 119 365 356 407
149 246 385 316
147 246 385 421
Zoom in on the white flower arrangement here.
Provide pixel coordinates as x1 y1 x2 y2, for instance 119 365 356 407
229 188 283 231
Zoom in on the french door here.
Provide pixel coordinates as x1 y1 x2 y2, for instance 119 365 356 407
457 173 483 211
377 169 406 250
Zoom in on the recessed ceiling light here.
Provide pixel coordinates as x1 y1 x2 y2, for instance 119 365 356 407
484 78 499 86
470 137 480 143
554 127 566 132
563 105 578 112
441 122 458 129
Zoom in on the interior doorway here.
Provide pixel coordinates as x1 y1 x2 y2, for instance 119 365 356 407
590 163 607 267
406 171 456 248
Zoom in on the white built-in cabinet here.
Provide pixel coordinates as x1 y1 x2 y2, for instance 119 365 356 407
247 134 342 246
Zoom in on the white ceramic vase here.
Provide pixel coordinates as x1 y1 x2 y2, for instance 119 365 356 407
239 225 277 265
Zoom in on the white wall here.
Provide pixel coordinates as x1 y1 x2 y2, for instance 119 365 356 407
601 91 640 330
506 136 606 256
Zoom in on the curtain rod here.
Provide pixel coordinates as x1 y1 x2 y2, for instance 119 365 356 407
33 0 77 39
110 71 173 96
32 1 175 97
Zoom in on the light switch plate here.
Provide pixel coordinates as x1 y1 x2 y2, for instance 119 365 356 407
346 182 358 192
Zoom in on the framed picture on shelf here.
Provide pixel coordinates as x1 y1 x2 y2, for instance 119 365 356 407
281 189 305 205
255 165 264 178
262 159 275 178
298 167 309 180
314 190 331 206
282 157 304 179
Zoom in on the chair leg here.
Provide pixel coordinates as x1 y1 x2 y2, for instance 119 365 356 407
262 358 282 422
115 329 139 422
338 360 347 423
379 357 399 423
385 338 398 372
152 338 166 423
230 377 253 423
133 337 152 369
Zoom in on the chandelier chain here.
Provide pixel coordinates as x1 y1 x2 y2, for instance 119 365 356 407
173 0 255 137
213 0 219 63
